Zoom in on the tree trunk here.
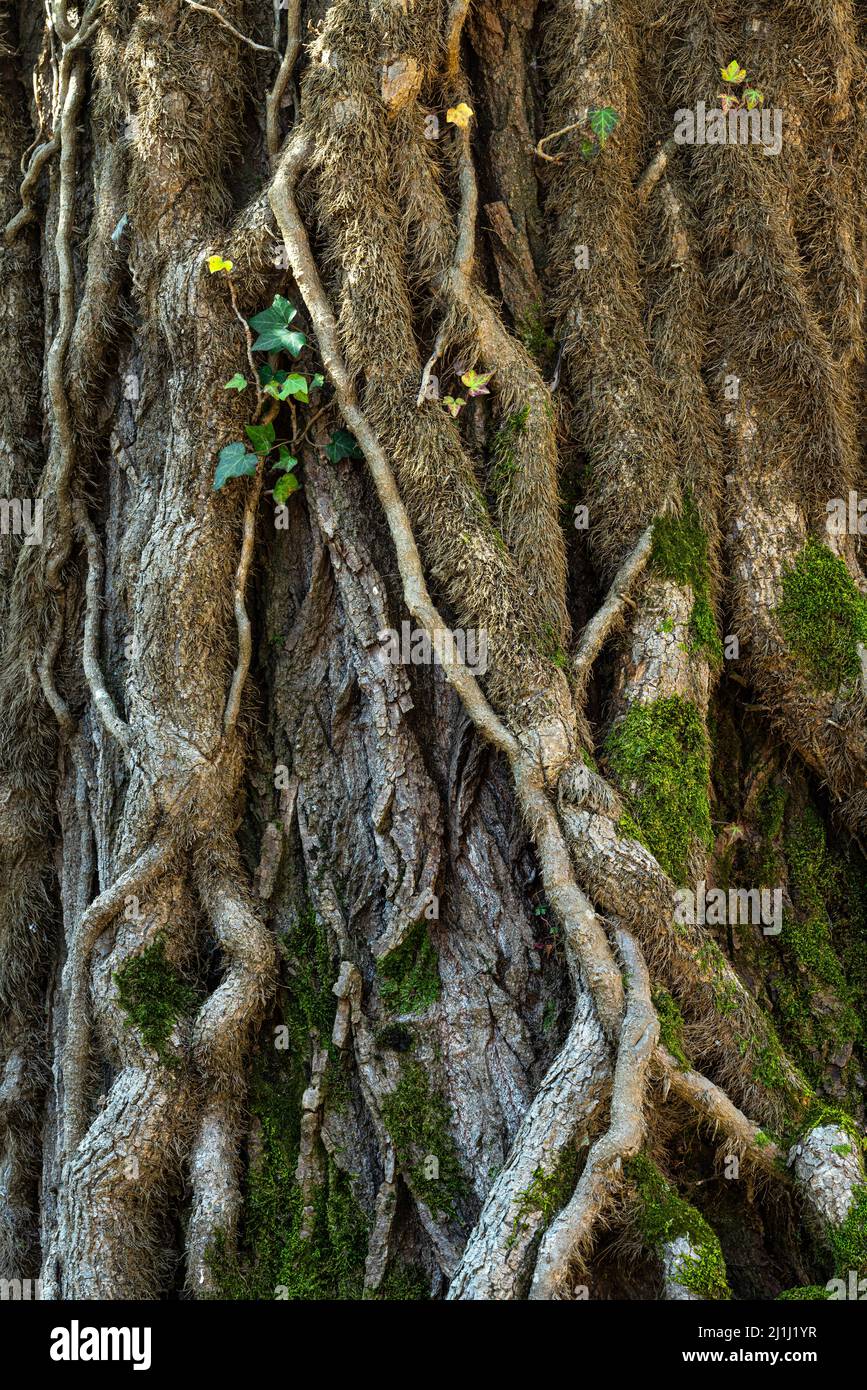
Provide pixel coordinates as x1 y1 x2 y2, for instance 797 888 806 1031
1 0 866 1302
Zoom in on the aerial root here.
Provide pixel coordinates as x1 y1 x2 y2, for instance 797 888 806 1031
74 499 133 755
61 838 174 1155
529 925 657 1298
571 520 655 699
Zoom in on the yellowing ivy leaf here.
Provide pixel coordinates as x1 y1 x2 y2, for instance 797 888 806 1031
273 471 300 505
460 370 494 398
446 103 474 129
208 255 234 274
744 88 763 109
720 61 746 84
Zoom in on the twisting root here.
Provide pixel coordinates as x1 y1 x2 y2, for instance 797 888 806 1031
37 604 75 739
572 521 654 698
2 137 59 244
293 0 576 763
266 0 302 164
60 840 174 1154
222 391 280 740
658 1052 786 1182
529 926 658 1298
74 500 132 755
186 849 277 1290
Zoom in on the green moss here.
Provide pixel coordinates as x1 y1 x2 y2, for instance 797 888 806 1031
828 1184 867 1278
787 916 850 994
650 494 723 665
377 920 440 1015
605 695 713 884
535 620 569 670
689 593 724 665
616 810 644 842
374 1262 430 1300
786 1102 860 1153
281 906 338 1052
750 1034 790 1091
381 1060 468 1220
626 1154 731 1299
755 783 788 887
509 1147 581 1247
776 538 867 691
208 906 368 1300
758 784 788 842
489 406 530 492
113 936 199 1067
209 1134 368 1300
776 1285 832 1300
516 301 556 370
653 987 690 1069
774 808 866 1093
694 938 742 1017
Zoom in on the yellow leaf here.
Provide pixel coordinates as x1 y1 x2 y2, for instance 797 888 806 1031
208 255 233 274
446 103 474 129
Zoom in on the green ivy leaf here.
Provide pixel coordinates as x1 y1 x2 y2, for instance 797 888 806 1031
214 442 258 489
310 373 325 391
224 373 247 392
245 421 276 454
249 295 307 355
588 106 619 144
580 137 599 160
325 429 364 463
744 87 763 109
277 373 311 402
273 446 298 473
274 471 300 504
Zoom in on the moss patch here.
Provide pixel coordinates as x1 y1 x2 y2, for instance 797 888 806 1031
772 807 866 1099
626 1154 731 1299
381 1060 468 1220
207 907 368 1299
829 1184 867 1278
374 1262 430 1300
377 920 440 1015
776 538 867 691
509 1147 581 1248
650 493 723 664
605 695 713 884
776 1284 832 1300
516 301 555 370
489 405 530 492
653 987 690 1069
616 809 644 842
209 1135 368 1300
113 936 199 1067
283 906 338 1049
